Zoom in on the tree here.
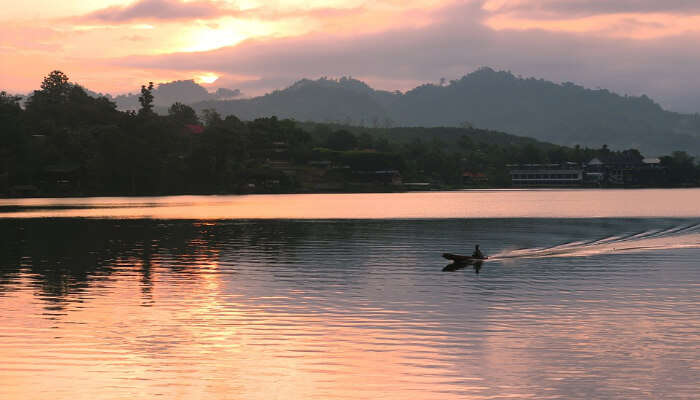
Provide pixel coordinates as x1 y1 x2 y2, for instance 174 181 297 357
138 82 155 116
168 102 199 125
357 132 374 149
326 130 358 151
661 151 698 184
0 91 22 110
201 109 222 127
458 135 473 150
40 70 71 102
0 91 24 148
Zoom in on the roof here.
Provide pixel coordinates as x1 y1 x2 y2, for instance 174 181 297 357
185 124 205 134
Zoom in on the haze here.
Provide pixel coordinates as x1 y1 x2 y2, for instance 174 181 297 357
2 0 700 112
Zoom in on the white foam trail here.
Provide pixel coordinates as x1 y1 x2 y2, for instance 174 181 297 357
490 224 700 261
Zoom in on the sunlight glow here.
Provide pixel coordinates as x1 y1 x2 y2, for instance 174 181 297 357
195 73 220 84
185 26 248 52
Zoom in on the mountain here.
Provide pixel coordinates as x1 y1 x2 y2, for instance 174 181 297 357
191 68 700 156
105 80 241 111
194 77 397 125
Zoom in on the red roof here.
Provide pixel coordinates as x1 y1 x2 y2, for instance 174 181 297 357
185 124 205 134
463 172 486 178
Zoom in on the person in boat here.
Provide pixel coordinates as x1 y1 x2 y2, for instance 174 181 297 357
472 244 484 259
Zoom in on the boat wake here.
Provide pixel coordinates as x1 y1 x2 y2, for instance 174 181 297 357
489 222 700 261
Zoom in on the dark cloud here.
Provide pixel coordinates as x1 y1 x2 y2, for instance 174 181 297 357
80 0 235 22
496 0 700 17
112 1 700 112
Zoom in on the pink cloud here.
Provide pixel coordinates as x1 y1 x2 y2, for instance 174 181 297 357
110 1 700 113
491 0 700 18
79 0 237 22
76 0 369 24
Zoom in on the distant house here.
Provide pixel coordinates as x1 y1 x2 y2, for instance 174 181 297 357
185 124 205 134
643 158 661 167
462 172 488 185
271 142 288 153
586 154 665 185
309 160 332 168
352 169 402 185
509 163 583 186
44 164 81 193
584 158 605 183
9 185 39 198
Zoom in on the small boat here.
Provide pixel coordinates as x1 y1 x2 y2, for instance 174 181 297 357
442 253 488 264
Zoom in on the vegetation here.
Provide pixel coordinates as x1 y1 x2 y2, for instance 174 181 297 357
86 79 243 112
1 71 698 197
191 68 700 157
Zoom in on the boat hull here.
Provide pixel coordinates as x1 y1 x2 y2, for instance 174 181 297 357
442 253 487 264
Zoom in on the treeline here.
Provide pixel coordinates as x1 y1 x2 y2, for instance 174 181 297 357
192 68 700 157
1 71 698 197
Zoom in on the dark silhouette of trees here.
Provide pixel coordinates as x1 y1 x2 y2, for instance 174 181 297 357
168 102 199 125
40 70 70 101
138 82 154 116
326 130 358 151
1 71 698 197
661 151 698 184
196 70 700 156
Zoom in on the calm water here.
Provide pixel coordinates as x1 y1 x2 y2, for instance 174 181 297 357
1 190 699 399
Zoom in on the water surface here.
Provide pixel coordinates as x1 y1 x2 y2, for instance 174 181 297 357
1 188 700 219
1 191 698 399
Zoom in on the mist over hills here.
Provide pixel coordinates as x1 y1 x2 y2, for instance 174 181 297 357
190 68 700 156
89 80 242 111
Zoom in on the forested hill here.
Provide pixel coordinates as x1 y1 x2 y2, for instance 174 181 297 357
101 80 242 111
194 77 398 126
2 70 698 197
192 68 700 156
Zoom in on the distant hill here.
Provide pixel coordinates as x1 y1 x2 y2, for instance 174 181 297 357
95 80 242 111
194 77 397 125
191 68 700 156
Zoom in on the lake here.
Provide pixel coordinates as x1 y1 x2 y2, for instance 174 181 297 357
1 190 699 399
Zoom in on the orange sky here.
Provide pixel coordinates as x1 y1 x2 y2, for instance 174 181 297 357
2 0 700 111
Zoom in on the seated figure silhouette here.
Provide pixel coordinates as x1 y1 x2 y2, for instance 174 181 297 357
472 245 484 259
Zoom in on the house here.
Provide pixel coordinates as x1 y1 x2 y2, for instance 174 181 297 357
462 172 488 185
352 169 402 185
509 163 583 186
585 154 665 185
9 185 39 197
185 124 205 134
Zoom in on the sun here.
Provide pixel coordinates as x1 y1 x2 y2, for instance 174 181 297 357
195 73 220 84
186 26 248 52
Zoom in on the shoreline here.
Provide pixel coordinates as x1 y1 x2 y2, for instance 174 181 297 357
2 185 700 200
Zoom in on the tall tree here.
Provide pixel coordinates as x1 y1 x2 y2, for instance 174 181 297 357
138 82 155 116
40 70 71 102
168 102 199 125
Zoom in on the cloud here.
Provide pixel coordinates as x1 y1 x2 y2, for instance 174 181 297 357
79 0 236 23
489 0 700 17
121 35 149 42
76 0 372 24
110 0 700 113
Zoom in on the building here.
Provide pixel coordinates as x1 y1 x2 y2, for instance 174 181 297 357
585 154 665 185
509 163 583 186
352 169 402 185
509 154 667 187
462 172 488 185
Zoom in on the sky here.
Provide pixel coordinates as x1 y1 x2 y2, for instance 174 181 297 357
2 0 700 112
